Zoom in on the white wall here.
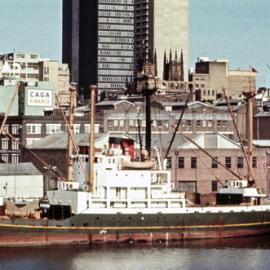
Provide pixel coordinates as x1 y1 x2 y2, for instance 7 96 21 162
0 175 43 200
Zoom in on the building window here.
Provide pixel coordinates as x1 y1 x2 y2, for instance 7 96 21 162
1 154 8 163
26 138 41 146
191 157 197 169
141 120 146 127
1 139 9 150
11 154 19 163
74 124 81 134
113 120 118 127
166 157 172 169
212 180 218 192
178 181 197 193
46 124 61 134
252 157 257 168
225 157 231 168
212 157 218 169
178 157 185 169
108 121 113 128
44 66 49 74
26 124 42 134
196 120 201 127
12 139 19 150
3 124 9 133
186 120 192 127
129 120 135 126
84 124 90 133
119 120 124 127
157 120 163 128
12 124 20 134
237 157 244 169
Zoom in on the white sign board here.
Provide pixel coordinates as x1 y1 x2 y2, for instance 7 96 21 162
27 89 53 107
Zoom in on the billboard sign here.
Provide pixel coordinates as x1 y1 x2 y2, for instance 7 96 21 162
27 89 53 107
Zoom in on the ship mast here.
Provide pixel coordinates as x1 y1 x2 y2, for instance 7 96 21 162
144 75 156 159
67 85 76 182
135 74 156 159
243 90 256 185
88 85 96 192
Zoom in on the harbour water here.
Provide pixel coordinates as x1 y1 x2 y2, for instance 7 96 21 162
1 236 270 270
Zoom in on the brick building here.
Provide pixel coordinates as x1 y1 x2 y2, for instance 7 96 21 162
21 131 270 196
100 99 247 141
0 112 92 164
166 133 269 195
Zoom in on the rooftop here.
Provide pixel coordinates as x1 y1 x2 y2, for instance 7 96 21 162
0 163 42 176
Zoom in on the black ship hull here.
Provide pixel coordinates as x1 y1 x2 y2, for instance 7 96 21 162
1 210 270 246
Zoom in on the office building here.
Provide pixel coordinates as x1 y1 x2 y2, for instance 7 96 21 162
0 52 70 106
63 0 134 98
192 57 257 101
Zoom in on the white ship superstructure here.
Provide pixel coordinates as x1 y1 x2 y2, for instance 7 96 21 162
47 149 186 215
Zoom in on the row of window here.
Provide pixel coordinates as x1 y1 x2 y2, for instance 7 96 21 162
99 4 134 11
98 43 133 50
98 49 134 57
166 156 257 169
98 82 126 89
100 0 134 4
99 11 134 18
181 120 228 128
203 89 216 96
1 138 19 150
107 119 169 128
98 63 133 70
26 124 91 135
98 69 134 76
99 17 134 24
99 24 134 31
98 75 130 82
0 154 19 163
177 180 250 193
98 56 133 63
1 124 20 134
98 30 134 38
106 119 228 130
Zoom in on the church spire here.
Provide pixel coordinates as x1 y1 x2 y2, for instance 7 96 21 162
180 49 184 81
175 50 178 61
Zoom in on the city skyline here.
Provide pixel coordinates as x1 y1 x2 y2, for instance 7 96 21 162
0 0 269 87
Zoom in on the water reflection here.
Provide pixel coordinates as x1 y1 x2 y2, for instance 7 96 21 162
1 236 270 270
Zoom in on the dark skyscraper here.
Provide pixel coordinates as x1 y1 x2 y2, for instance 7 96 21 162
63 0 134 98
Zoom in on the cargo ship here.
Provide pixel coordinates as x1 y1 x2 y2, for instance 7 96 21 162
0 85 270 247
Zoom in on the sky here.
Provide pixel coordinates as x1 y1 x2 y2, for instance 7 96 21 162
0 0 269 87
